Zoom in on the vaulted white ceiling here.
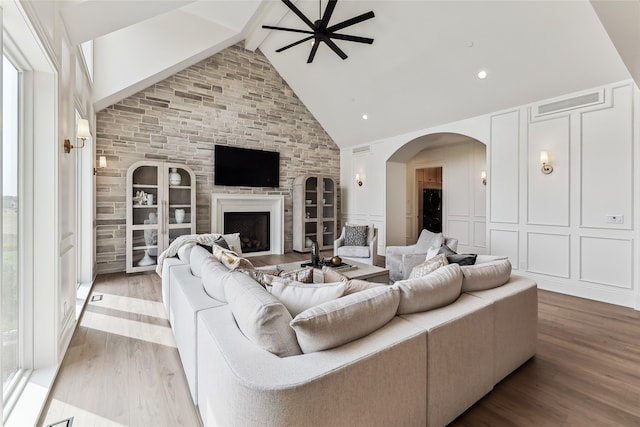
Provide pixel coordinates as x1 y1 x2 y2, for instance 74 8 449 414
62 0 638 149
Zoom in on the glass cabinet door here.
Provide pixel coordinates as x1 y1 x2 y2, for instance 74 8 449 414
303 177 318 248
167 166 193 245
321 177 336 247
131 165 160 269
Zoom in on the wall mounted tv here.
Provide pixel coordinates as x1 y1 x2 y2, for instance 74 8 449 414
214 145 280 188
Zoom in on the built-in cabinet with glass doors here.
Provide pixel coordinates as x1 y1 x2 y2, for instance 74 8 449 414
293 175 336 252
126 161 196 272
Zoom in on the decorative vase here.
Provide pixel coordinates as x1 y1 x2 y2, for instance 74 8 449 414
169 168 182 186
175 209 186 224
305 237 313 248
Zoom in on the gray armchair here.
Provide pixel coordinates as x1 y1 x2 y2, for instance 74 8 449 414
334 224 379 266
385 230 458 282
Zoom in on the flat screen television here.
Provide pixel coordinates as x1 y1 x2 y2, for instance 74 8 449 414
214 145 280 188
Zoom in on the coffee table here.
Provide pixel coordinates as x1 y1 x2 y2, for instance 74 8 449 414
274 259 390 284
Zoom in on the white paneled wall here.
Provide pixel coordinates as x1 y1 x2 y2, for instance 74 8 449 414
343 79 638 309
487 81 638 308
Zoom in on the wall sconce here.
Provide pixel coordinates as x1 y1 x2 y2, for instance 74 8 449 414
355 173 363 187
64 119 91 153
481 170 487 186
540 151 553 174
94 155 107 175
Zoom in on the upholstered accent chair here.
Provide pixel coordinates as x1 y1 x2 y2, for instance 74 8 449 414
334 224 379 266
386 229 458 282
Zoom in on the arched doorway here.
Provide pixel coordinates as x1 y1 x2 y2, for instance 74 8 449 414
386 132 487 254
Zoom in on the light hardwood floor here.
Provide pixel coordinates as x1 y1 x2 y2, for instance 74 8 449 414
39 253 640 426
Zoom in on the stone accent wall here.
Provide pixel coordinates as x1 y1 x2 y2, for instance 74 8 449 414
95 43 340 274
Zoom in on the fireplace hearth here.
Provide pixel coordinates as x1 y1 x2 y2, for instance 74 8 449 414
224 212 270 253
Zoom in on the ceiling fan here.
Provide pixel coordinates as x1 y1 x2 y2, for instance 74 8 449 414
262 0 375 63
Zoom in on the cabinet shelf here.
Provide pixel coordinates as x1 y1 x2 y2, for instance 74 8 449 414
133 184 159 189
293 174 337 252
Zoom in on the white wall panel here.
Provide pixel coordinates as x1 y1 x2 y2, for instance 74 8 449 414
446 155 470 216
448 219 469 246
489 229 519 268
528 116 570 226
527 232 570 278
490 111 519 223
580 236 633 289
474 144 487 218
581 85 633 229
474 221 486 247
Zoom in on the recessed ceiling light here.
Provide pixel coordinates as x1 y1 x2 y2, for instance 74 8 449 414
477 70 488 79
362 114 368 120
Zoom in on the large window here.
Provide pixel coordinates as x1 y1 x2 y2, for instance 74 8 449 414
2 55 20 393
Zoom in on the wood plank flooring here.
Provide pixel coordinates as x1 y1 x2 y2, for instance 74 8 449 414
39 253 640 426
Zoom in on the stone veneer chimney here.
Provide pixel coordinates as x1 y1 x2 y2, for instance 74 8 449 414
95 43 340 274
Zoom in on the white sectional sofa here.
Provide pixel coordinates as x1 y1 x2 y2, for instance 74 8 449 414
161 245 537 427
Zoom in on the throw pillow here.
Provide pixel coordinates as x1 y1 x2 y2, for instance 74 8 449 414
222 232 243 256
409 254 449 279
279 267 314 284
460 259 512 292
344 225 368 246
210 244 254 270
269 279 347 317
322 266 349 283
224 274 301 357
239 268 282 288
290 286 400 353
394 263 463 315
344 279 386 296
436 244 477 266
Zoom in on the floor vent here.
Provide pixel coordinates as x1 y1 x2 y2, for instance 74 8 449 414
535 90 602 117
90 294 103 302
47 417 74 427
352 145 371 154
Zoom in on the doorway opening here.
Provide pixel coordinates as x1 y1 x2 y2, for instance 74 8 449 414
417 167 443 236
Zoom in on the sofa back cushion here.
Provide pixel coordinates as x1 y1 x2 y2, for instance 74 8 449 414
269 280 346 317
394 263 463 315
460 259 512 292
290 286 400 353
201 257 231 301
190 245 213 277
224 275 302 357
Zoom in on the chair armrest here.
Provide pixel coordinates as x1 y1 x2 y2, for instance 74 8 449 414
385 243 421 257
401 253 428 279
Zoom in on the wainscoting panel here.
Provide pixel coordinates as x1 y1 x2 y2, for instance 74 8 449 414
490 111 519 224
474 221 486 247
527 232 570 278
580 84 633 229
489 229 519 269
447 219 469 246
580 236 633 289
528 116 570 226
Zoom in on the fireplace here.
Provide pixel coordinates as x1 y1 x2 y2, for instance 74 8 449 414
211 193 284 256
224 211 270 253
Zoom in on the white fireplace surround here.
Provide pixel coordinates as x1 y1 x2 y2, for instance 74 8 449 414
211 193 284 256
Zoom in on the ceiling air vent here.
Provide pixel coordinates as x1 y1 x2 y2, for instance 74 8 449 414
352 145 371 154
535 91 603 117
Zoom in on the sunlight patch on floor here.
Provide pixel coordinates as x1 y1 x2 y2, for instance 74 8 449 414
89 292 167 320
42 398 127 427
80 311 177 348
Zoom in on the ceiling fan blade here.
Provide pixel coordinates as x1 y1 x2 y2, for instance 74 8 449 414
320 36 348 60
327 11 374 33
276 36 314 53
329 33 374 44
319 0 338 29
282 0 316 30
262 25 314 35
307 39 320 63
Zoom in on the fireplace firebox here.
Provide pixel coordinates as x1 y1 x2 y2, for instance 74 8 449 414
224 211 270 253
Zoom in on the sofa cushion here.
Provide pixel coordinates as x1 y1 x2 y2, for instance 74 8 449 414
190 245 213 277
344 279 386 295
460 259 512 292
177 243 195 263
409 254 449 279
201 257 232 301
416 230 444 252
336 245 370 258
394 263 463 315
322 266 349 283
269 279 347 317
344 224 368 246
290 286 400 353
224 275 302 357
